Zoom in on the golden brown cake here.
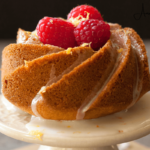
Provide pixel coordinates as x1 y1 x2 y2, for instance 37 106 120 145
1 25 150 120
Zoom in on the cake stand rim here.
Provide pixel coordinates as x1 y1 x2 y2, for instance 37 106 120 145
0 93 150 148
0 120 150 148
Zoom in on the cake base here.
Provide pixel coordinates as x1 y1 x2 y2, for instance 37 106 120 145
0 93 150 150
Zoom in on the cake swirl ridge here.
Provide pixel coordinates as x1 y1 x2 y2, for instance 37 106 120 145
1 25 150 120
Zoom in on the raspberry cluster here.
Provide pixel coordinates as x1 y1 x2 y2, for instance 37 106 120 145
36 5 110 50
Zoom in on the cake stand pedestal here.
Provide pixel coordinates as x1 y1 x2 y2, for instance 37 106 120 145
38 146 118 150
0 93 150 150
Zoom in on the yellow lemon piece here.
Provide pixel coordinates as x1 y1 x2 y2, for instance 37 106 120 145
29 130 43 141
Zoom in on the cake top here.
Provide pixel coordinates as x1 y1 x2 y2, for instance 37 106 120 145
17 5 111 51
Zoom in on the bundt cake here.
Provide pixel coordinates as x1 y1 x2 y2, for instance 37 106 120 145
1 5 150 120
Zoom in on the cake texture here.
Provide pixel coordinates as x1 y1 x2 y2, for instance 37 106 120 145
1 27 150 120
1 5 150 120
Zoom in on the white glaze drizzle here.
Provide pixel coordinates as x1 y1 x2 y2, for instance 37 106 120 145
77 45 128 119
31 92 44 118
31 50 93 118
76 53 121 120
76 31 130 120
44 51 82 86
127 47 140 109
31 65 56 118
126 33 144 109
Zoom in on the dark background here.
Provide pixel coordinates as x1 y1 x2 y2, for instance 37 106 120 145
0 0 150 39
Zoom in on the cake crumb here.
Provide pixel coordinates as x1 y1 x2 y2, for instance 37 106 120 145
29 130 43 141
118 130 123 133
66 48 72 54
117 48 123 53
80 42 91 48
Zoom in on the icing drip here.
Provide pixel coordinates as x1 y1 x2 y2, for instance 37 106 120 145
127 47 140 108
31 50 92 118
76 48 122 120
31 93 44 118
126 33 144 108
44 51 83 86
76 30 129 120
31 65 56 118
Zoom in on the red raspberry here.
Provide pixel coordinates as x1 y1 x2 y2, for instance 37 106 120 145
67 5 103 21
36 17 76 49
74 19 110 50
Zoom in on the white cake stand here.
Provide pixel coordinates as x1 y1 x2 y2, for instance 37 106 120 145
0 93 150 150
